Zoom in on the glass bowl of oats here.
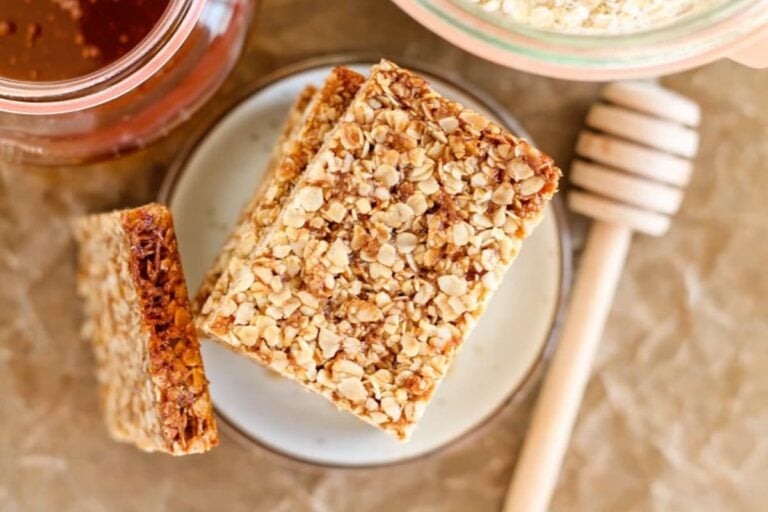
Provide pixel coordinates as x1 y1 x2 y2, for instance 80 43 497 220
391 0 768 80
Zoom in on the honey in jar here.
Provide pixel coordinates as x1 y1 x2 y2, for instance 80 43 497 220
0 0 171 81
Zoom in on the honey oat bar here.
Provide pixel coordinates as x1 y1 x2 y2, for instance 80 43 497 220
195 67 365 317
200 60 561 440
73 204 218 455
192 84 317 313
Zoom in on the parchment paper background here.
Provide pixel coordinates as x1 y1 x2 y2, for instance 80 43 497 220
1 1 767 510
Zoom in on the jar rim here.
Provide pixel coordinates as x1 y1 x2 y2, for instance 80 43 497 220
398 0 768 79
0 0 206 115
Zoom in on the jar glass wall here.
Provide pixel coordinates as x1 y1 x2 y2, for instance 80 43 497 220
0 0 255 165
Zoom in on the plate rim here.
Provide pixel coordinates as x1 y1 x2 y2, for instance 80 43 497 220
158 53 572 469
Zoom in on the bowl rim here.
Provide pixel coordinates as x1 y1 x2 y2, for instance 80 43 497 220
391 0 768 80
158 53 572 470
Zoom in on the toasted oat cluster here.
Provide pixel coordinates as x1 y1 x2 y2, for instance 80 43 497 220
198 60 560 440
194 68 365 315
74 204 218 455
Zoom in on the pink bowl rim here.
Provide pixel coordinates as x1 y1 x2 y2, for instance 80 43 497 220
391 0 768 80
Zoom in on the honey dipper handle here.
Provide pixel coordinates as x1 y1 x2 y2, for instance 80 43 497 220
503 221 633 512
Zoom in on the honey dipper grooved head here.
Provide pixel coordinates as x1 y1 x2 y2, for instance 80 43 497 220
569 81 701 237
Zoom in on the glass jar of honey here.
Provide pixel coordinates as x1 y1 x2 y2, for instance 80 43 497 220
0 0 255 164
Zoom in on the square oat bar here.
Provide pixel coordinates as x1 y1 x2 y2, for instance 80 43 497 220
74 204 218 454
195 67 365 318
200 61 561 440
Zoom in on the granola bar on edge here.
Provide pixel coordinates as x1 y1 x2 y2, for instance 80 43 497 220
74 204 218 454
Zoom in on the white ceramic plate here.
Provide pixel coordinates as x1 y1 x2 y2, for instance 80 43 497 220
163 61 568 467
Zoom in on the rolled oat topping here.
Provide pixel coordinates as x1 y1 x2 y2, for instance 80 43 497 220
194 67 365 318
192 84 317 313
200 60 560 440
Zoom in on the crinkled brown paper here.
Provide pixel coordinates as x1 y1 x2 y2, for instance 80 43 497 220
1 1 767 510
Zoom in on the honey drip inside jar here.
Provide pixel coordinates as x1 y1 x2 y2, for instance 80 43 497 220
0 0 171 82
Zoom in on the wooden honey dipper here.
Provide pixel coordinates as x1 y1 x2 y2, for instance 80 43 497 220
503 82 701 512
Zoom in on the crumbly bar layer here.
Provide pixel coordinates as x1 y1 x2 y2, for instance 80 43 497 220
201 61 561 440
195 68 365 319
74 203 218 455
192 84 317 313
